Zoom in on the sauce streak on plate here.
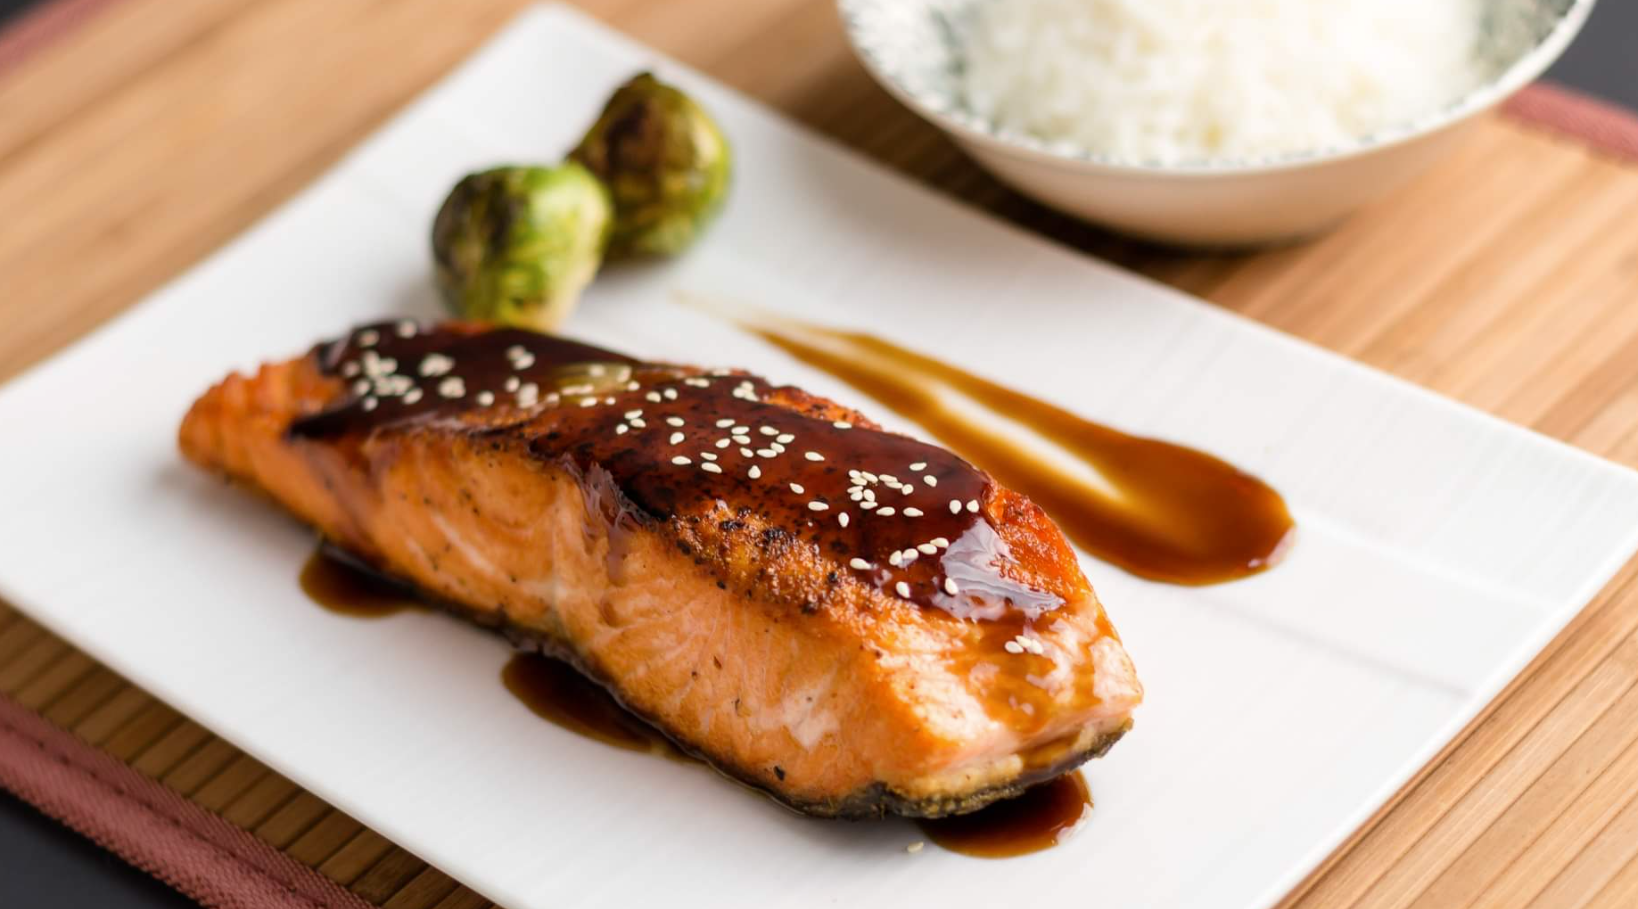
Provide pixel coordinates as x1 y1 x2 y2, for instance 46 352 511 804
917 772 1093 858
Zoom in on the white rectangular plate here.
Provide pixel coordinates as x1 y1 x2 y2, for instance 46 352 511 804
3 7 1637 908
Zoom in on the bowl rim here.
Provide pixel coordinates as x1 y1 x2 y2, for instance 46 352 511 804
838 0 1599 178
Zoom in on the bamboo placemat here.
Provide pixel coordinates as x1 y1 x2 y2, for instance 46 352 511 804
4 1 1638 907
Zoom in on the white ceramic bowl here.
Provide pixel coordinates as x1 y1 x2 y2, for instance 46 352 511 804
838 0 1596 247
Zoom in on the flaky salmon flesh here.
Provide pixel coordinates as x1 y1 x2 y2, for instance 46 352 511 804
178 321 1141 818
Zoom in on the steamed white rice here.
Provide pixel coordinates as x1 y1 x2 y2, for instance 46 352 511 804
961 0 1489 164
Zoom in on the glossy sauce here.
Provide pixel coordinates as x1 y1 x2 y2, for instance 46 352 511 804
502 653 687 760
298 548 413 618
726 314 1295 585
916 772 1092 858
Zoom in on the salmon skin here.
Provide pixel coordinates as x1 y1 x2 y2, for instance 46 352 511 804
179 320 1141 818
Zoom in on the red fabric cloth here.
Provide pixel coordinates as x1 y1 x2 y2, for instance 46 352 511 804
1503 82 1638 163
0 691 375 909
0 0 125 73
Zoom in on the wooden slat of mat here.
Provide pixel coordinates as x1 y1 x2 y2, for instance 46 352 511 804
3 1 1638 908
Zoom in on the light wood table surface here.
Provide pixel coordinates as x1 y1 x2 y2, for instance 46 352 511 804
4 1 1638 906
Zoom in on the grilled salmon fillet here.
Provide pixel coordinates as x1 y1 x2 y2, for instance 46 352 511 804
179 321 1141 818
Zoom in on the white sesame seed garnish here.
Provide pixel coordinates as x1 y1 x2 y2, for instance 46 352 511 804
669 432 685 444
685 377 711 387
672 456 691 466
944 578 960 595
881 475 898 485
357 329 379 347
808 501 829 512
1004 641 1024 655
579 397 598 408
759 426 779 436
901 549 918 563
740 447 755 458
361 396 378 411
877 507 896 517
901 486 915 496
476 391 495 406
645 391 663 403
624 409 643 419
789 483 806 494
771 442 786 453
663 388 678 400
838 513 850 527
933 538 949 548
716 418 736 428
732 435 752 445
757 448 778 458
804 452 825 462
908 842 925 854
438 377 465 399
504 376 520 392
895 581 911 598
847 559 871 572
889 552 903 567
603 397 615 405
615 424 629 435
834 421 852 430
732 426 750 435
587 365 606 377
505 345 526 359
909 462 926 471
924 476 938 487
777 433 795 444
917 543 937 555
860 501 877 510
950 500 963 514
967 499 980 513
748 465 762 479
715 438 731 449
513 353 536 369
340 361 360 378
403 388 423 405
701 462 723 474
862 472 879 483
666 417 685 427
561 384 594 395
395 320 417 338
701 452 718 461
904 507 924 517
625 381 640 391
351 379 370 396
629 418 646 428
516 383 539 407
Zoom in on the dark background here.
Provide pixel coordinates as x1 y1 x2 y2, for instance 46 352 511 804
0 0 1634 906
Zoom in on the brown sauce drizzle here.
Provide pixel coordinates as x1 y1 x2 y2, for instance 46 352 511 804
916 772 1092 858
721 313 1295 585
502 653 688 760
298 547 413 618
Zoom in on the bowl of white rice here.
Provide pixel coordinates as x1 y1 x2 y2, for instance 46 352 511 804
838 0 1594 246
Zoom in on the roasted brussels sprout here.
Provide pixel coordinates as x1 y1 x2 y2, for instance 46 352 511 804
431 163 613 332
569 72 732 259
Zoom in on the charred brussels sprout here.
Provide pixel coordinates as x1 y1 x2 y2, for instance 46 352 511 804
431 163 613 332
569 72 732 259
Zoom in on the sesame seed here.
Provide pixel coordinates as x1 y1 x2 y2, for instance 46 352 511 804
932 537 949 548
340 361 360 377
504 376 520 392
1004 641 1024 655
361 396 378 411
967 500 980 513
908 842 925 854
669 432 685 444
645 391 663 403
862 472 879 483
351 379 370 396
476 391 495 406
626 381 640 391
672 456 691 466
505 345 527 360
616 424 629 435
860 501 877 510
804 452 824 462
357 329 379 347
732 426 750 435
403 388 423 405
701 452 718 461
777 433 795 444
917 543 937 555
732 435 751 445
849 558 871 570
516 383 539 407
771 443 786 453
629 418 646 428
740 447 755 458
789 483 805 494
757 448 778 458
895 581 911 598
901 549 918 563
624 409 643 419
944 578 960 595
925 476 938 487
808 501 829 512
950 500 962 514
759 426 779 436
877 507 896 517
889 552 903 567
603 396 615 405
663 388 678 400
716 418 736 428
834 421 853 429
685 377 711 387
438 377 465 399
394 320 417 338
588 365 606 377
579 397 598 407
513 353 536 369
701 462 723 474
900 486 916 496
881 475 899 485
748 465 762 479
838 513 850 527
715 438 731 449
909 462 926 471
666 417 685 427
904 507 924 517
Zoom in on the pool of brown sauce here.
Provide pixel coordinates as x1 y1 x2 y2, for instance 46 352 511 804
300 545 1083 857
695 305 1294 585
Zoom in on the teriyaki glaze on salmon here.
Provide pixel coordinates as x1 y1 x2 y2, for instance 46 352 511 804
178 321 1142 818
